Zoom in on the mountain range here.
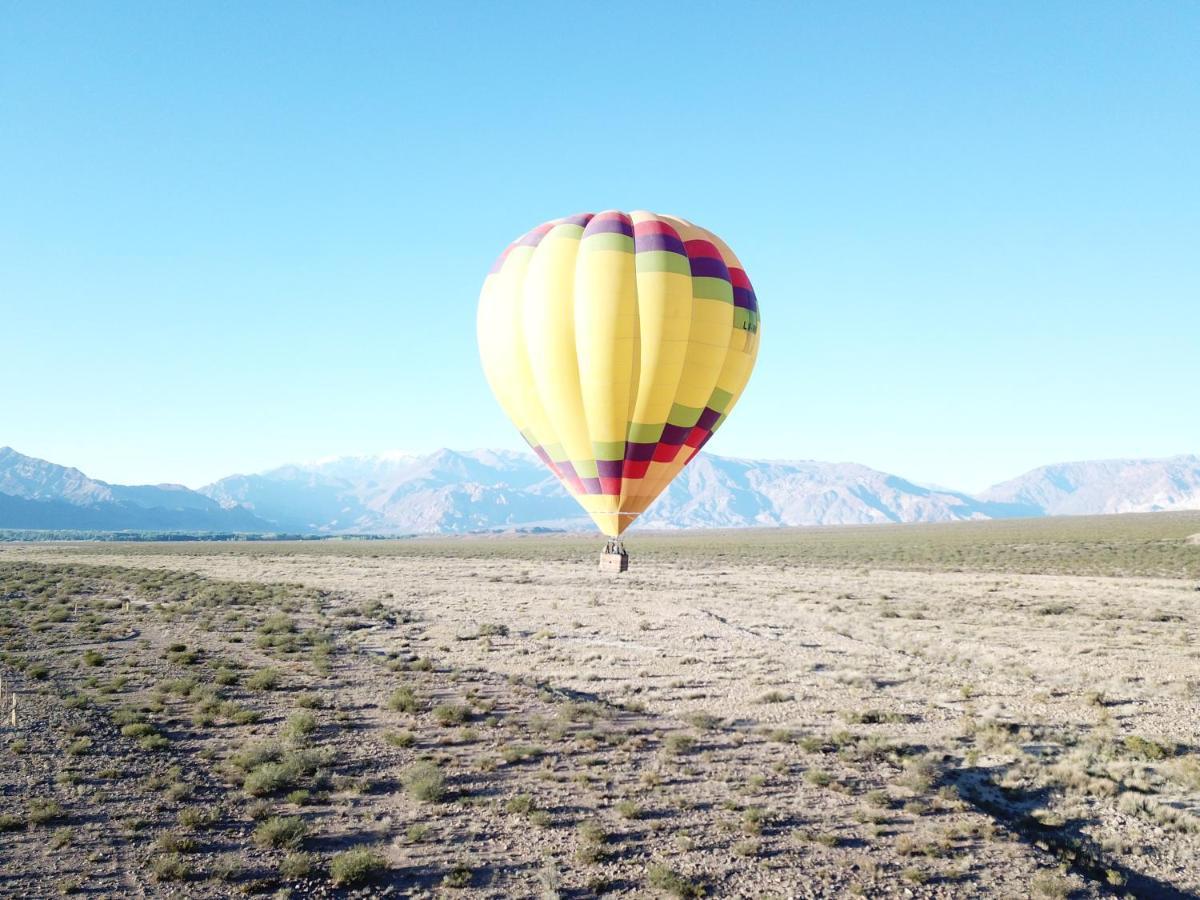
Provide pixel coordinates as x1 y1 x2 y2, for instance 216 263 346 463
1 445 1198 535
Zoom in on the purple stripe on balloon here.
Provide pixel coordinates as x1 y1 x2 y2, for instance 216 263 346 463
531 445 553 465
634 233 687 255
584 215 634 238
580 477 602 494
624 442 658 462
689 256 731 280
659 423 690 445
516 225 553 248
733 286 758 310
557 213 595 228
696 407 721 430
596 459 624 478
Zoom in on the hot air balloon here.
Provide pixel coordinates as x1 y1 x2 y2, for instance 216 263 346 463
477 211 761 568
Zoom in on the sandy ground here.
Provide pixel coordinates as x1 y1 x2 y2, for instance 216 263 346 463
2 543 1198 898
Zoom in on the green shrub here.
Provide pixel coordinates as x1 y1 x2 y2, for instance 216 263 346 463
433 704 470 726
246 668 281 691
330 847 386 886
151 853 188 882
242 748 330 797
685 712 722 730
231 741 282 772
506 794 535 814
384 730 415 748
0 813 24 832
442 860 473 888
244 763 292 797
279 851 315 879
282 711 318 742
664 733 696 755
577 819 606 846
1030 871 1072 898
258 613 296 635
178 807 216 829
1123 735 1173 761
742 807 767 834
66 738 92 756
387 686 419 713
155 832 196 853
647 863 704 898
28 799 63 826
158 676 197 696
616 800 642 820
500 744 543 764
252 816 307 849
402 761 446 802
228 706 261 725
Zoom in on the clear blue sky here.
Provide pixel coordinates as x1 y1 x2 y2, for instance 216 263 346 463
2 3 1197 493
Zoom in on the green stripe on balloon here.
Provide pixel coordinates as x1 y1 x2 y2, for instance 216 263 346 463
667 403 703 428
571 459 599 478
547 224 585 240
635 251 691 276
708 388 734 412
583 233 634 253
591 440 626 461
691 277 734 303
627 421 665 443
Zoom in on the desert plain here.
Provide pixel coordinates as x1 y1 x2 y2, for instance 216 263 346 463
1 512 1198 898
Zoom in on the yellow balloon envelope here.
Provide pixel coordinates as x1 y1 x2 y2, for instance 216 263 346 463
477 211 761 536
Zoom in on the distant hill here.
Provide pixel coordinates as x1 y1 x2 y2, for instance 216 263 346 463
200 449 583 534
0 447 272 532
4 445 1199 535
635 455 1037 529
979 455 1200 516
197 449 1039 533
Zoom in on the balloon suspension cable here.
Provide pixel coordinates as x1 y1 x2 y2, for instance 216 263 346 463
599 538 629 574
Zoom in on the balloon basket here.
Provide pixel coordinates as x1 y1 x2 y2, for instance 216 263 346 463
599 540 629 574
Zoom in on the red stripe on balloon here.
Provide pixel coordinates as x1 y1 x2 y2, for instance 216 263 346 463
635 220 681 237
729 267 752 289
652 443 681 463
684 239 722 259
623 460 651 480
599 476 623 495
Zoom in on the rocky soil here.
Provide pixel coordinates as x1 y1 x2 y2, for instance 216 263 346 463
1 533 1198 898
